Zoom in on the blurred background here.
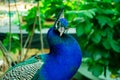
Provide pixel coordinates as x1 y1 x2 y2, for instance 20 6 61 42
0 0 120 80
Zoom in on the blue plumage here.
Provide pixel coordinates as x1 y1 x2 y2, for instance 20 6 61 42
37 26 82 80
59 18 68 28
1 9 82 80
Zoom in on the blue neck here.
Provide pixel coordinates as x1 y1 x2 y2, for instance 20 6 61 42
39 27 82 80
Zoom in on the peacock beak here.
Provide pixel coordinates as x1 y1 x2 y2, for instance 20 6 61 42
58 27 65 36
58 26 69 36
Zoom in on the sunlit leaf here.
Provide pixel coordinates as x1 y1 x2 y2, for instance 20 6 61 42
93 50 102 61
67 9 96 19
83 9 96 19
83 11 94 19
73 17 85 23
12 35 19 40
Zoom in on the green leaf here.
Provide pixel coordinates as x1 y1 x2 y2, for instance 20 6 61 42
66 11 78 14
102 39 111 50
103 9 118 15
85 22 93 34
106 27 114 38
96 15 107 28
83 9 96 19
93 50 102 61
12 34 19 40
100 30 106 37
76 23 85 36
102 38 120 52
96 15 114 28
67 9 96 19
91 32 101 44
73 17 85 23
88 64 103 77
76 26 84 36
107 20 114 28
88 9 96 16
102 51 110 59
3 38 9 47
99 59 109 65
83 11 94 19
109 39 120 53
82 57 92 63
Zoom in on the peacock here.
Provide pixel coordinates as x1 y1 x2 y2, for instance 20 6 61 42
1 8 82 80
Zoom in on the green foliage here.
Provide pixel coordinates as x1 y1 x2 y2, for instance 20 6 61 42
3 33 20 53
67 0 120 77
88 64 103 77
22 0 73 34
21 6 45 34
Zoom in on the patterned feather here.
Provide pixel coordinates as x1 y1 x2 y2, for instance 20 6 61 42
1 55 43 80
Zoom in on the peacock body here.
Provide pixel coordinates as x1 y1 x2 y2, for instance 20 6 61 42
1 9 82 80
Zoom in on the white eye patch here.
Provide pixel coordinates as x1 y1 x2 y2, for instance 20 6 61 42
58 27 65 36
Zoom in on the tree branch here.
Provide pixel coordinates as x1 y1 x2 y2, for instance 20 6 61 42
38 1 44 53
0 41 13 67
8 0 12 53
13 0 23 62
23 4 38 61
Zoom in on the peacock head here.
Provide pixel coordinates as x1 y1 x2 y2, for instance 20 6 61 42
47 9 69 46
55 18 68 36
54 8 68 36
